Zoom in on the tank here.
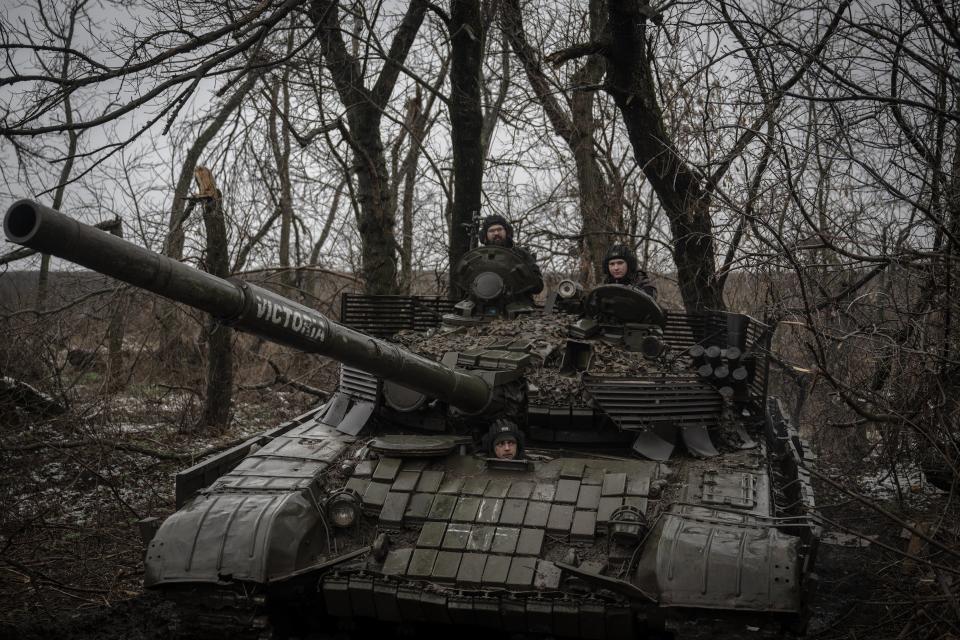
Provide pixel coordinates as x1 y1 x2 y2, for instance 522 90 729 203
5 200 820 639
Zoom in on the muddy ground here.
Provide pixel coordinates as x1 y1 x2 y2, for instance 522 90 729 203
2 385 958 640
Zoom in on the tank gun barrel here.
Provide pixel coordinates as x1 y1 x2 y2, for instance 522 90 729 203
4 200 493 413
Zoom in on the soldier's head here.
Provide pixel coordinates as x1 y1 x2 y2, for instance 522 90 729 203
604 244 639 283
487 418 524 460
480 214 514 248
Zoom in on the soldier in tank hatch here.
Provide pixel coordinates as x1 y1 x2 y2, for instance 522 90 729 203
603 243 658 300
479 214 544 295
483 418 526 460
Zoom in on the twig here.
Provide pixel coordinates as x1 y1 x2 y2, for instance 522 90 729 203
1 558 109 595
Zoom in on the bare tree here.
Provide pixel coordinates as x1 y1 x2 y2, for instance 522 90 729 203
502 0 619 284
308 0 430 294
195 167 234 430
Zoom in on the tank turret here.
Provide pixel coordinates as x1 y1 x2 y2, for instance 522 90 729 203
446 245 543 323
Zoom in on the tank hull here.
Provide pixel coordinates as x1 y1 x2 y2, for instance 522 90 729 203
144 395 816 638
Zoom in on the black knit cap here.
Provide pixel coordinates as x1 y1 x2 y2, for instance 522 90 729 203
603 244 638 279
486 418 525 457
479 214 514 247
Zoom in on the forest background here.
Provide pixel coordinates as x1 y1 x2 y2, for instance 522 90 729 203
0 0 958 638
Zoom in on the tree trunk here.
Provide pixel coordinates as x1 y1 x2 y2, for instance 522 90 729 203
391 59 448 294
398 91 424 294
501 0 614 286
159 70 259 368
352 112 400 294
310 0 428 295
195 167 234 431
106 221 126 392
449 0 485 298
268 69 295 296
164 71 259 260
602 1 724 310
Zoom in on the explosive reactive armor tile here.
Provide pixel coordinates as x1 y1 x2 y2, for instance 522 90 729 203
508 481 534 499
491 526 520 554
427 494 457 521
391 470 420 493
516 527 545 556
457 553 487 586
379 492 410 527
576 485 602 510
560 461 585 479
534 560 562 590
482 555 511 586
404 493 433 522
624 496 648 513
347 575 375 617
582 468 604 486
506 557 537 587
452 496 481 522
417 470 444 493
552 599 580 635
571 510 597 541
438 477 464 494
601 473 627 496
373 583 401 622
381 548 413 576
597 497 624 523
523 501 550 528
484 479 512 498
526 599 552 632
499 499 528 526
431 551 462 582
372 458 402 482
417 521 447 548
547 504 575 534
462 477 489 496
466 525 495 552
475 498 503 524
442 523 472 551
362 481 390 509
344 477 369 495
406 549 437 578
555 479 581 504
352 460 375 478
625 474 650 496
531 483 556 502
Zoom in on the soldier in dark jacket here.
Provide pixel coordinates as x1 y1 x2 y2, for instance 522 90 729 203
603 244 657 300
479 214 544 295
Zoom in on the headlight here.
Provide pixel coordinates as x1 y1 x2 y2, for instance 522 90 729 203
607 504 647 544
557 279 582 299
326 490 360 528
